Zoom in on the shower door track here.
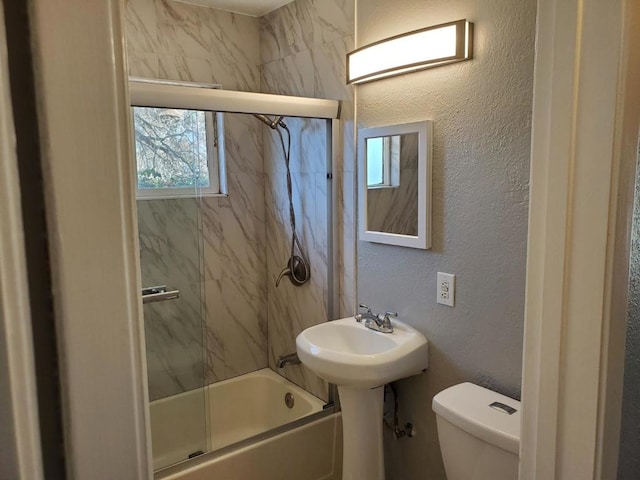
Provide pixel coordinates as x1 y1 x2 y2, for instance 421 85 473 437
154 406 337 478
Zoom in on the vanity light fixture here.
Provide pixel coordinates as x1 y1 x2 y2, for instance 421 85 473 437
346 19 473 84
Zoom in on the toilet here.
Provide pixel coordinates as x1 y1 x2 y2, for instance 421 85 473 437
432 382 521 480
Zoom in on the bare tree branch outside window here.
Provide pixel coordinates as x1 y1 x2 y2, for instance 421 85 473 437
133 107 210 189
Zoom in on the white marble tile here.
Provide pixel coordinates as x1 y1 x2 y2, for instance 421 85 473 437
143 281 206 400
313 173 329 278
208 12 261 91
260 0 354 64
158 54 213 83
127 49 159 78
308 0 354 51
203 276 225 384
210 57 261 92
339 171 356 317
125 0 158 54
310 35 353 100
223 114 264 178
262 117 326 176
156 0 212 61
219 275 268 377
200 197 223 282
301 119 328 174
259 0 313 64
219 175 266 306
208 10 261 69
261 52 315 97
137 199 202 287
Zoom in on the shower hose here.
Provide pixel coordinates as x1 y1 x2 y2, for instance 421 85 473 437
273 120 311 286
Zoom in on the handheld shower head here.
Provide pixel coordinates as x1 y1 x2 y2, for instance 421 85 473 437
253 114 286 129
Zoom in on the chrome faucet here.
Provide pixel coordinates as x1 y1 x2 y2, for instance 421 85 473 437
277 352 301 368
355 304 396 333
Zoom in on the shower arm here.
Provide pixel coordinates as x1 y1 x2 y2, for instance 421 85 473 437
253 113 286 130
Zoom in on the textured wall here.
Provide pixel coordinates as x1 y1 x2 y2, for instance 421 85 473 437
619 148 640 479
126 0 266 400
356 1 535 478
260 0 355 399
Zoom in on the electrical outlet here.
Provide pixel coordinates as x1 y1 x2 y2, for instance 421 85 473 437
437 272 455 307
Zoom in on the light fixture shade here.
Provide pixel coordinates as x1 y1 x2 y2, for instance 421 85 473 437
346 19 473 85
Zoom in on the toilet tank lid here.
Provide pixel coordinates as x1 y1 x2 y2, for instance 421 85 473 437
432 382 520 455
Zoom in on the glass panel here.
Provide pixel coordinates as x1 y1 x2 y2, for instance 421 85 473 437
137 178 209 468
200 113 329 453
136 111 334 471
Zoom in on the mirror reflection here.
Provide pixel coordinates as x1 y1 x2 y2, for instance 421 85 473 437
366 133 419 236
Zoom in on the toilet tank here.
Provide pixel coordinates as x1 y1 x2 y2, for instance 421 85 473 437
432 383 520 480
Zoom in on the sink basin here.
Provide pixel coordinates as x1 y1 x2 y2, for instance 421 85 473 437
296 316 428 388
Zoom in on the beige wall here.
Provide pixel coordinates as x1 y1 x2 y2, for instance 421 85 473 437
356 1 536 478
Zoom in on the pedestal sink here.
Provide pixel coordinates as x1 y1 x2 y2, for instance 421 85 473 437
296 316 428 480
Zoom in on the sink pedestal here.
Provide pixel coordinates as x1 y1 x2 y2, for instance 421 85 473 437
296 316 429 479
339 385 385 480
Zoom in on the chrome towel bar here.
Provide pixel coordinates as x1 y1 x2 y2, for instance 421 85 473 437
141 285 180 304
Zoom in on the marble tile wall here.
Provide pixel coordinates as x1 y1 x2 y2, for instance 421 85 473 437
126 0 356 402
126 0 260 91
200 113 268 386
260 0 355 399
138 199 205 400
126 0 267 400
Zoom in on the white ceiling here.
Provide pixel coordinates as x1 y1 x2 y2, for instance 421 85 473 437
175 0 295 17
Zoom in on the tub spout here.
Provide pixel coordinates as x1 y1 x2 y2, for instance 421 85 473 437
277 352 301 369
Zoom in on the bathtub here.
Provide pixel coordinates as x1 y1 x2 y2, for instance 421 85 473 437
150 368 338 478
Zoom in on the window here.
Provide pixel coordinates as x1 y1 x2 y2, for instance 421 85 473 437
132 106 226 199
366 134 400 188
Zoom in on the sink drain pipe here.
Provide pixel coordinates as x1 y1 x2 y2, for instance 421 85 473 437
383 383 416 439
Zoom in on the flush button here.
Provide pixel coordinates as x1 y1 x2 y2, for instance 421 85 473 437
489 401 517 415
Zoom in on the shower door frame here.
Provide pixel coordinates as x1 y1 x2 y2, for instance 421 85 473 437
131 80 343 472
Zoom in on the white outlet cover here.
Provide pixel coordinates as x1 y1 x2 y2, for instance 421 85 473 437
437 272 455 307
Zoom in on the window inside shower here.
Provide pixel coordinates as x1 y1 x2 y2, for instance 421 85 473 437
133 106 226 199
132 89 337 470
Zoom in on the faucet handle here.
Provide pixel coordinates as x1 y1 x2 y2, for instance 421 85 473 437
355 303 372 323
384 312 398 322
359 303 373 314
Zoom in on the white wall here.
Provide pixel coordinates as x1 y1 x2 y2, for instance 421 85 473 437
355 1 536 478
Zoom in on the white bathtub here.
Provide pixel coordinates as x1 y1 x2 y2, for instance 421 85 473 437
150 368 326 471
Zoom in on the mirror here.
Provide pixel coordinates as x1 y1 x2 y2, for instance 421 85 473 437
358 121 432 249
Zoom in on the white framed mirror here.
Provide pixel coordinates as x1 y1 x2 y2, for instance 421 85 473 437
357 120 432 249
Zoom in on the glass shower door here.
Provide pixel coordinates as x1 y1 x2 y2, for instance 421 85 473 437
133 105 211 470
